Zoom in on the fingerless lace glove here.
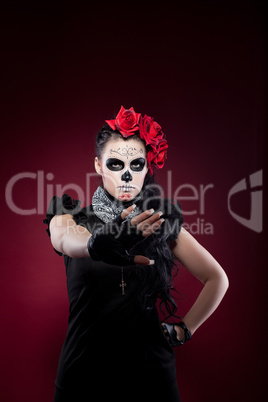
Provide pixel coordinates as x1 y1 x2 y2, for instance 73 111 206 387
162 322 192 347
87 214 144 266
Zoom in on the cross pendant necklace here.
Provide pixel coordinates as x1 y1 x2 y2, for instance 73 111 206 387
119 266 127 296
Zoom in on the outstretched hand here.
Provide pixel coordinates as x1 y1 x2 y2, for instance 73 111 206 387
87 204 164 266
121 204 164 237
117 204 165 251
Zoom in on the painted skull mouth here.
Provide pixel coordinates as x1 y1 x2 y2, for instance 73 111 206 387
118 185 134 192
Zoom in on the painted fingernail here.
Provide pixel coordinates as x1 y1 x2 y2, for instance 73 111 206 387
149 260 155 265
158 211 163 217
160 218 165 223
132 203 137 209
149 208 155 214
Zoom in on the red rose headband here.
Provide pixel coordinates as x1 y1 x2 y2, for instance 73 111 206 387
105 106 168 175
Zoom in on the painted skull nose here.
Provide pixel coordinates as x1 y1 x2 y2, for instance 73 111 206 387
121 170 133 183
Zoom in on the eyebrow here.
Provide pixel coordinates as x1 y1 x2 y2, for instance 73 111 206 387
106 158 124 163
130 157 146 164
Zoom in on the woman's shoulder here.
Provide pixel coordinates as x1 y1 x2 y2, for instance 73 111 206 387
44 193 82 220
43 194 92 236
43 194 102 256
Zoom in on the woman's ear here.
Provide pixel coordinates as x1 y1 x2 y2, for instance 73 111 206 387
94 157 102 175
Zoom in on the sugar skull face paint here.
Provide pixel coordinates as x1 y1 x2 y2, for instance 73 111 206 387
94 138 148 201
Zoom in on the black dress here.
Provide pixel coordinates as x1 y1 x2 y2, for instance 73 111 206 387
43 194 183 402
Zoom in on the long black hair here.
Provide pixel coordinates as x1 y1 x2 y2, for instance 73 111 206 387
95 124 183 319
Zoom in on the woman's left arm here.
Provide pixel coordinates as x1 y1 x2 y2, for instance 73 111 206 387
170 227 229 339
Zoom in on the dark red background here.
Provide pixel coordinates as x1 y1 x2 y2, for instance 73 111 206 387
1 2 266 401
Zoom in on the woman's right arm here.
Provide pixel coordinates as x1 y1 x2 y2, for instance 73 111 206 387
50 214 91 258
49 206 165 262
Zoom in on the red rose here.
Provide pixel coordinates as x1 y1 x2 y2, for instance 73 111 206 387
105 105 141 137
147 138 168 175
139 115 164 151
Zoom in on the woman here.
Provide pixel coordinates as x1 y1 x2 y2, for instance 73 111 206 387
44 106 229 402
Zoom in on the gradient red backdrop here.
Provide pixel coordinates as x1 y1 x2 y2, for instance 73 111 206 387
1 2 266 401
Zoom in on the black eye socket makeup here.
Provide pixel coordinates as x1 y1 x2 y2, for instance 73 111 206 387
106 157 146 172
130 158 146 172
106 158 124 171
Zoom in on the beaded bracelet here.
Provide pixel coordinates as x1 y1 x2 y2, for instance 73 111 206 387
162 321 192 347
